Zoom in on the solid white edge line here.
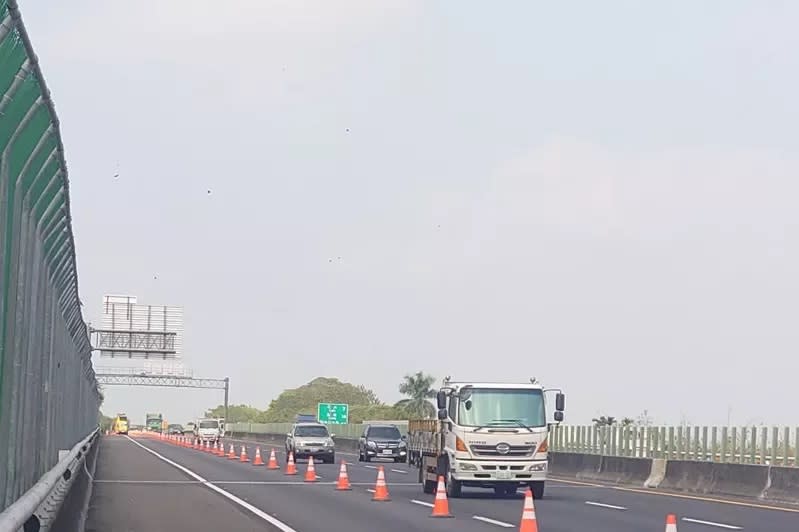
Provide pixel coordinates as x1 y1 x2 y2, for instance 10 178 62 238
585 501 627 511
126 436 298 532
472 515 515 528
682 517 743 530
410 499 434 508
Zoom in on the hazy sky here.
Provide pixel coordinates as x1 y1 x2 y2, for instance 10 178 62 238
20 1 799 427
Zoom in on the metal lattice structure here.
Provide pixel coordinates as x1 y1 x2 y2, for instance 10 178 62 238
95 367 230 421
94 295 183 359
96 373 228 390
92 329 177 356
0 0 101 511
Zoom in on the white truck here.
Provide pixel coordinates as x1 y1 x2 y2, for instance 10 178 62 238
407 377 564 499
193 418 222 445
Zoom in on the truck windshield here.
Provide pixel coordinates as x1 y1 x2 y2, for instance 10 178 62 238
457 388 546 428
295 426 329 437
368 426 402 439
199 420 219 428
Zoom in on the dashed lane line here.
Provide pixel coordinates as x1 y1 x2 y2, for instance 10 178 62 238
126 436 299 532
682 518 742 530
390 469 408 474
550 476 799 514
410 499 434 508
472 515 514 528
585 501 627 511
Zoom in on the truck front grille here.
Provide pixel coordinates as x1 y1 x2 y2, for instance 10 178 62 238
470 445 535 457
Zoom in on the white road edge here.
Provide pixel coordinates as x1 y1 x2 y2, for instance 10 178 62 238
126 436 299 532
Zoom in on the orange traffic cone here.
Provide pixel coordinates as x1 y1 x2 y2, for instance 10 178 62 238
304 456 318 482
430 476 453 517
519 488 538 532
227 444 237 460
371 466 391 502
240 445 250 463
203 440 209 452
665 514 678 532
267 448 279 470
285 452 298 475
335 461 352 491
253 447 265 466
216 441 224 456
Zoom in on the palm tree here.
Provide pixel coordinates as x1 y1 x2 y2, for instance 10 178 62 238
592 416 617 427
395 372 437 418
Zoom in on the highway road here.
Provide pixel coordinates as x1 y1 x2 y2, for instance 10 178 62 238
86 434 799 531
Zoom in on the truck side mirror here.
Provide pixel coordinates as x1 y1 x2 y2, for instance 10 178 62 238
556 393 565 412
437 408 447 420
554 411 564 422
436 390 447 410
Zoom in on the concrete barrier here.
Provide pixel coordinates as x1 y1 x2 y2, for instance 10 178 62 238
645 458 666 488
549 452 602 479
764 466 799 505
550 453 652 486
659 460 769 499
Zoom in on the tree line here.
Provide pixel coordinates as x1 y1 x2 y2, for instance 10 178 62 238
205 371 438 424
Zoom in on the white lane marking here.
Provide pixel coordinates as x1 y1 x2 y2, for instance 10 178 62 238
473 515 514 528
95 479 419 486
472 515 516 528
391 469 408 474
682 518 743 530
585 501 627 511
411 499 434 508
126 436 298 532
366 488 375 493
364 465 377 469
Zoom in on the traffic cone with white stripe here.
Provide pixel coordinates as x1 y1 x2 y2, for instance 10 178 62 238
253 446 264 466
227 443 237 459
216 441 224 456
665 514 678 532
371 466 391 501
285 451 298 475
430 476 452 517
304 456 318 482
519 488 538 532
335 462 352 491
267 448 279 470
239 445 250 462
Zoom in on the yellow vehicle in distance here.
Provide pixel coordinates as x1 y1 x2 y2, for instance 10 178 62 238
113 413 129 435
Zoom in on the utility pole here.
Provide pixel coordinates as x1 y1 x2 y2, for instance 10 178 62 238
224 377 230 425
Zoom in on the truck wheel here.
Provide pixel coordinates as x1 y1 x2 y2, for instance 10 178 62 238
445 468 462 498
530 481 545 500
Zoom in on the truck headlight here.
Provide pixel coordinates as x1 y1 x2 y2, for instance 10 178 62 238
528 463 547 472
325 439 334 447
460 463 478 471
367 441 376 449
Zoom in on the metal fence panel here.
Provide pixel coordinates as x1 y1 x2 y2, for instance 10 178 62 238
0 0 100 511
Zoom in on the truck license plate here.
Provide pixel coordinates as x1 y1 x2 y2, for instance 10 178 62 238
496 470 512 480
382 449 393 455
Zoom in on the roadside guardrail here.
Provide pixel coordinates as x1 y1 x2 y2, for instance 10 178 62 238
0 428 99 532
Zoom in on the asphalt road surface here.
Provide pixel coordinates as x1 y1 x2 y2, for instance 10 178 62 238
86 434 799 531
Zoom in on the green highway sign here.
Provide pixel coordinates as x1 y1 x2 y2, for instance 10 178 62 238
317 403 349 424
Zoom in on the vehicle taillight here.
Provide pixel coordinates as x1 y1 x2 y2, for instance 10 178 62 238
537 439 548 454
456 436 468 452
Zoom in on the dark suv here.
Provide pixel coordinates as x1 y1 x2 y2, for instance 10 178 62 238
357 424 407 463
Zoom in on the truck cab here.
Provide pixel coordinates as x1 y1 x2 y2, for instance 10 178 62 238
194 418 222 445
408 378 564 499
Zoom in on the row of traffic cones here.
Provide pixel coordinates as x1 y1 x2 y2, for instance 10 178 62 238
161 435 680 531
